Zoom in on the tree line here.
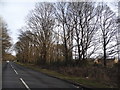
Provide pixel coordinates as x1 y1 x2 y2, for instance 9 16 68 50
0 17 12 61
15 2 119 67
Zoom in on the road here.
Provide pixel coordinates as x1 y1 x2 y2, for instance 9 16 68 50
2 61 81 89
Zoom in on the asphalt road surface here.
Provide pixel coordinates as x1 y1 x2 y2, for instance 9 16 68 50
2 61 81 89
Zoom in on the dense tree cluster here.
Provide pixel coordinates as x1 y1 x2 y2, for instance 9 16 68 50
15 2 118 67
0 17 11 61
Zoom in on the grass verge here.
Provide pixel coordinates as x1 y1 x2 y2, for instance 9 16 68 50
16 62 112 88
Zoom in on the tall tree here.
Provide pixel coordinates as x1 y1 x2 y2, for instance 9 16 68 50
26 2 55 64
0 17 11 61
67 2 99 64
97 3 117 67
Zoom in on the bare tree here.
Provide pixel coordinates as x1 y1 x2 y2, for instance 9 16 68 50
97 3 117 67
66 2 99 65
0 17 11 61
26 2 55 64
54 2 76 65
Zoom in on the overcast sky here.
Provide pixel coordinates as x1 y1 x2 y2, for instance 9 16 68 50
0 0 37 44
0 0 118 55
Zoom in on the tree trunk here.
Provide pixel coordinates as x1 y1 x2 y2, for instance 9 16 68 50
103 38 107 67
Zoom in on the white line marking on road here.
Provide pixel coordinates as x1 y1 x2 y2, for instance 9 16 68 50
13 69 18 75
10 64 18 75
10 64 14 69
20 78 31 90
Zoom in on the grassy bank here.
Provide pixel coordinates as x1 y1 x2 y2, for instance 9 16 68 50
16 62 114 88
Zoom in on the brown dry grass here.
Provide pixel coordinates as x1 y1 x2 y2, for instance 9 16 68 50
55 66 118 88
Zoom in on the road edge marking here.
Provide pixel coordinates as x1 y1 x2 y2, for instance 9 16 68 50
20 78 31 90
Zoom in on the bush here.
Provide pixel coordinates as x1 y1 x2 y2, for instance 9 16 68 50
56 66 118 87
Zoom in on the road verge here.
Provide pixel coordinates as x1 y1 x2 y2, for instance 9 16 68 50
16 62 112 88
